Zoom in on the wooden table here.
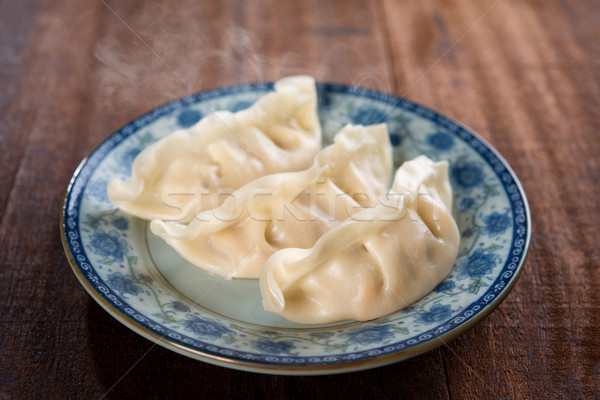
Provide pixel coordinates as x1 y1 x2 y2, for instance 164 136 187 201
1 0 598 398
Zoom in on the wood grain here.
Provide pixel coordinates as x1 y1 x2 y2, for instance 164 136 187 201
1 0 598 399
381 1 600 398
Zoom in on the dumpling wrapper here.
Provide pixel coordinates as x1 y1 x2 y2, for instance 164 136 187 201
107 76 321 223
150 124 392 279
259 155 460 324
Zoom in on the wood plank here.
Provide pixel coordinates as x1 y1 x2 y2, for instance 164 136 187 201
80 299 449 399
0 0 448 398
382 0 600 398
0 0 44 223
0 0 104 396
2 0 599 398
77 1 447 397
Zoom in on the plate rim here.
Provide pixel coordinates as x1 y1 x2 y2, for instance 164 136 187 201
60 80 532 375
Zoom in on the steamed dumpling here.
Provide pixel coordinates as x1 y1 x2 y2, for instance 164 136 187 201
107 76 321 223
260 155 460 324
150 124 392 279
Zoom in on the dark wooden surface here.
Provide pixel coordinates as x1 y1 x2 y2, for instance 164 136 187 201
1 0 599 398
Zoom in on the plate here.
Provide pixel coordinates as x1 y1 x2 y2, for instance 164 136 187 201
61 81 531 375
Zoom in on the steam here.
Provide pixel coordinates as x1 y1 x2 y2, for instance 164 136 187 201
94 2 393 109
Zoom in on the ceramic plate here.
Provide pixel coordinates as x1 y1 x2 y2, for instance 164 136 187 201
61 82 531 375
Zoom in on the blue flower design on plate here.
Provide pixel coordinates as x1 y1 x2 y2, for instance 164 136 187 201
427 131 455 150
61 81 530 373
459 197 475 211
111 216 129 231
177 109 202 128
171 301 191 312
118 147 143 168
182 315 235 340
341 324 395 346
106 272 142 296
89 230 128 262
416 304 453 324
434 280 456 293
350 106 389 125
389 131 403 147
317 90 333 108
251 338 296 355
457 249 501 279
309 332 335 340
86 179 109 202
451 161 484 189
228 100 253 112
483 212 511 236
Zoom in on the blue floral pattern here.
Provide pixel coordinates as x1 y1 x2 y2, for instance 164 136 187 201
177 109 202 128
459 197 475 211
118 148 142 168
89 230 128 262
251 338 296 355
86 179 109 202
351 106 389 125
106 272 142 296
389 132 402 147
341 325 396 346
228 100 253 112
309 332 335 340
62 81 529 371
182 315 235 340
434 280 456 293
483 212 511 236
416 304 453 324
457 249 501 279
427 131 455 150
451 161 485 189
317 90 333 108
111 216 129 231
171 301 191 312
